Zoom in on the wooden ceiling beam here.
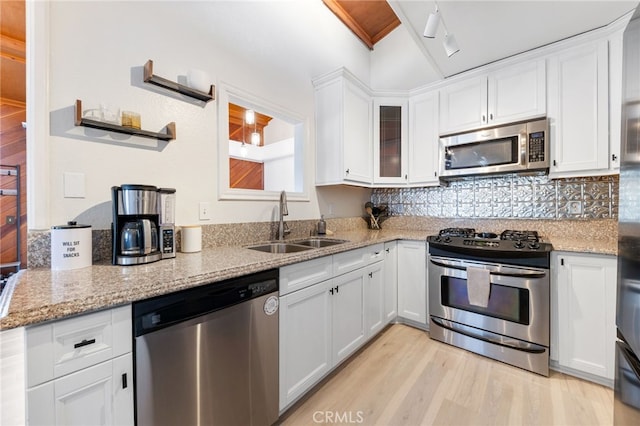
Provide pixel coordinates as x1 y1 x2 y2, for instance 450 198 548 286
322 0 401 50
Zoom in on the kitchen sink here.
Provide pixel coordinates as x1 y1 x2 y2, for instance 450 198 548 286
246 242 314 254
295 238 348 248
246 238 348 254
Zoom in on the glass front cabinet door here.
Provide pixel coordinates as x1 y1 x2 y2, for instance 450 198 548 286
373 98 408 185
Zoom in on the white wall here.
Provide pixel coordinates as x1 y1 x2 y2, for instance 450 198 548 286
34 1 372 230
370 25 441 91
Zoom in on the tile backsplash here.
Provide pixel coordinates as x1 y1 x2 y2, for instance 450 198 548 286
372 173 618 219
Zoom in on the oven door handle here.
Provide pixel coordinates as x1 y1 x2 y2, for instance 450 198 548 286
429 257 547 278
431 317 547 354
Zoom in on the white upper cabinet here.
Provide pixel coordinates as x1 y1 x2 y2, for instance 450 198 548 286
408 90 440 186
439 59 546 135
547 40 610 177
373 97 409 185
609 30 624 172
439 75 486 135
314 69 373 186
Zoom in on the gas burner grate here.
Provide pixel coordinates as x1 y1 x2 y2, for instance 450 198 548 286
439 228 476 238
500 230 540 242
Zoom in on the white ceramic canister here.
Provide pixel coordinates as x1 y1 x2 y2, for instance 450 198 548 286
51 222 92 270
181 225 202 253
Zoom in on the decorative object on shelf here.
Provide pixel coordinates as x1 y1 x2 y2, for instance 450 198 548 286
121 111 141 129
74 100 176 141
186 68 210 93
143 60 215 102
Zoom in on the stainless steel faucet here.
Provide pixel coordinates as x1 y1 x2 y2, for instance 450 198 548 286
278 190 290 241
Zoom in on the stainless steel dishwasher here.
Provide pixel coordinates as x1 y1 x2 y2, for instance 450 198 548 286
133 269 279 426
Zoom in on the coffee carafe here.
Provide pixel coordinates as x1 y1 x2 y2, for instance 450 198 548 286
112 184 162 265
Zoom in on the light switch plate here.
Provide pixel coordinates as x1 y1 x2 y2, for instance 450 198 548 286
199 202 212 220
63 172 85 198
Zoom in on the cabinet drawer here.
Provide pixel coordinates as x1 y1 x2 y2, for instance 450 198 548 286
27 305 131 387
333 243 384 276
280 256 333 295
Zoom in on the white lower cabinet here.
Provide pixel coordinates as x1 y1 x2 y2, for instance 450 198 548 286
552 252 617 383
279 280 332 410
383 241 398 324
25 305 134 425
27 354 133 426
0 327 26 426
397 240 427 326
279 244 387 411
364 261 386 339
332 269 366 364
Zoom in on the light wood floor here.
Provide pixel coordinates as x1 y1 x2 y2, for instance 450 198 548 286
279 324 613 426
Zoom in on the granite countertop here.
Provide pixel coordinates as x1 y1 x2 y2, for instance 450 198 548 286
0 228 617 331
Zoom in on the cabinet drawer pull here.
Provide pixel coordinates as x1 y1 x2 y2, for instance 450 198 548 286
73 338 96 349
122 373 128 389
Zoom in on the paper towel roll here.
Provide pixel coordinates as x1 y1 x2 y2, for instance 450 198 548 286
181 226 202 253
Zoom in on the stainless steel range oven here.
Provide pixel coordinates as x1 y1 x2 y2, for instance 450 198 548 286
427 228 552 376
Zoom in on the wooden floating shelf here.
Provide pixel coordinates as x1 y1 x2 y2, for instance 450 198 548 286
74 100 176 141
143 59 215 102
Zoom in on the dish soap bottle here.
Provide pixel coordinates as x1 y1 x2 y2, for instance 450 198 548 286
317 215 326 235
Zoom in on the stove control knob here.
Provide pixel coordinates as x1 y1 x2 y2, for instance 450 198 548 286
442 236 451 243
528 242 540 250
434 236 441 243
514 240 525 249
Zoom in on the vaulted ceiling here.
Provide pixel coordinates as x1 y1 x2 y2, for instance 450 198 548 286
327 0 638 80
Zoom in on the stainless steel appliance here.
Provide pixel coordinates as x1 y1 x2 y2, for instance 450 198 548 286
158 188 176 259
615 7 640 424
112 184 161 265
428 228 552 376
439 118 548 179
133 269 279 426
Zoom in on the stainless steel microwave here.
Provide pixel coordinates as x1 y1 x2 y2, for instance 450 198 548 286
439 118 549 179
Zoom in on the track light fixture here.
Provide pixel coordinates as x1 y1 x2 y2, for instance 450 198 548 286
423 6 440 38
423 1 460 58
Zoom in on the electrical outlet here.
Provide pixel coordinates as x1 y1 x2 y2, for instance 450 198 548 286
199 202 212 220
568 201 583 215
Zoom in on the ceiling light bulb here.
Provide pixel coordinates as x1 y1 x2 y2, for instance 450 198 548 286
251 132 260 145
245 109 255 125
423 10 440 38
444 33 460 57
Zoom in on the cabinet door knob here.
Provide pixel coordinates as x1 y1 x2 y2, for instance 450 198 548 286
482 115 486 123
335 286 339 293
553 160 557 167
369 272 373 278
489 113 493 120
330 288 334 295
434 171 437 177
385 248 390 253
612 154 618 162
345 168 350 174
